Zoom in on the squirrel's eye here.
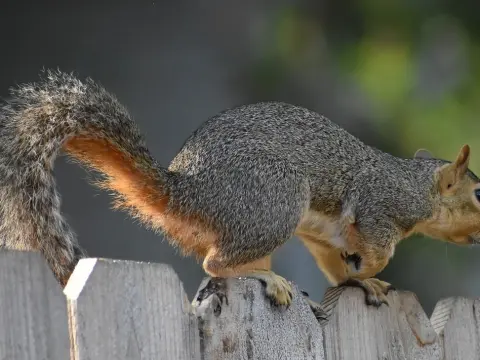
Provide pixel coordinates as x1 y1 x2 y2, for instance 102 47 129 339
475 189 480 202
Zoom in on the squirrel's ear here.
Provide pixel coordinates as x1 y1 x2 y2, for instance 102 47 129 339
453 144 470 176
436 145 471 191
414 148 433 159
438 144 470 185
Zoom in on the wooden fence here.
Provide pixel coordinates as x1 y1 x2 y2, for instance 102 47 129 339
0 250 478 360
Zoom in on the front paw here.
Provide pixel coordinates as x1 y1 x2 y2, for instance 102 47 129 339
341 278 395 307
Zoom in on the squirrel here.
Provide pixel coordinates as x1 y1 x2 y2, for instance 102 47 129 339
1 70 480 317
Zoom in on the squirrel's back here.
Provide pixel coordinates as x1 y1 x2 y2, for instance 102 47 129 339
169 101 382 214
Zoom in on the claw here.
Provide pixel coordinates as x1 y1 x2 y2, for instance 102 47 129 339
245 270 293 307
342 278 394 307
386 284 396 293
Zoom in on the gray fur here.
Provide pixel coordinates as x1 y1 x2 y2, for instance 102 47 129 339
169 104 441 263
0 70 167 283
0 70 454 283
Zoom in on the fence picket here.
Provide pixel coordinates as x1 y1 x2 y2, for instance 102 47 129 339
0 251 70 360
64 258 201 360
0 251 478 360
431 297 480 360
193 277 325 360
321 287 442 360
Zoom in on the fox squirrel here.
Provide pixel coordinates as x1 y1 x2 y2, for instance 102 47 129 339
1 70 480 315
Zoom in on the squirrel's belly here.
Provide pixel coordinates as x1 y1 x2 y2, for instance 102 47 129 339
296 210 347 248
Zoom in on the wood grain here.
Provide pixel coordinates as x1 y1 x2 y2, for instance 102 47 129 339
1 250 479 360
431 297 480 360
321 287 442 360
193 277 325 360
0 250 69 360
64 258 200 360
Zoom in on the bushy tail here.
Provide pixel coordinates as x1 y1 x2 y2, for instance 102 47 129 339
0 70 170 285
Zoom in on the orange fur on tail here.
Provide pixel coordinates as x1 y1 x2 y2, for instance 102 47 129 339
63 135 217 257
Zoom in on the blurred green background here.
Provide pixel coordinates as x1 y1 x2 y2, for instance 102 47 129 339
2 0 480 315
247 1 480 161
243 0 480 314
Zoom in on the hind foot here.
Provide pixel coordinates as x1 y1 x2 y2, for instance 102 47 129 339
243 270 293 307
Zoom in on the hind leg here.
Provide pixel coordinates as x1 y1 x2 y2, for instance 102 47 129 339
203 250 293 306
182 159 310 306
202 194 305 308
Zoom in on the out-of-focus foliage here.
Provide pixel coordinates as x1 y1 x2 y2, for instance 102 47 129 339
250 1 480 172
245 0 480 312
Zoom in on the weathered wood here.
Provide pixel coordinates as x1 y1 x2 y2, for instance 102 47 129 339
321 287 442 360
431 297 480 360
193 277 325 360
0 250 70 360
64 258 201 360
3 250 480 360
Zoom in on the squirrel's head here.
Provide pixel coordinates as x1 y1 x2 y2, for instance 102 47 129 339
413 144 480 245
